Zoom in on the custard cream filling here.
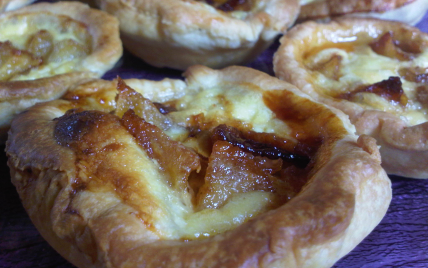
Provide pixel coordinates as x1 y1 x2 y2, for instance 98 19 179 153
132 83 296 240
308 45 428 126
0 14 90 81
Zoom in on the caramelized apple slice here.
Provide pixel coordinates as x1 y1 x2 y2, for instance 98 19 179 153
121 109 201 193
48 39 89 63
399 66 428 83
370 32 417 61
416 85 428 109
212 124 310 168
116 78 174 131
26 30 54 60
311 54 342 81
196 140 283 210
338 76 408 106
0 41 42 80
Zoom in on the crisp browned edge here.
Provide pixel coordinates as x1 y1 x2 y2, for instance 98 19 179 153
6 66 391 267
273 17 428 178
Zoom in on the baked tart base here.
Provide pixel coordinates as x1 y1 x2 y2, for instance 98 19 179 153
96 0 299 70
7 65 391 268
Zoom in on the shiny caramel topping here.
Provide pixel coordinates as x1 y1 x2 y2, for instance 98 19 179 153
337 76 408 106
370 32 419 61
263 89 338 147
201 0 252 12
212 124 310 168
52 79 318 238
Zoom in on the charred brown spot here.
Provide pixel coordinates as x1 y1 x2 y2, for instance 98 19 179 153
338 76 408 105
54 109 107 147
211 124 310 168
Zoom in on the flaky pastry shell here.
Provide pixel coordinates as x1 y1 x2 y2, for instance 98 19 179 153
7 65 391 268
298 0 428 25
96 0 299 70
274 18 428 178
0 1 122 141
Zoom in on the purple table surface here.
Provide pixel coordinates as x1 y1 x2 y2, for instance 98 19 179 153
1 5 428 268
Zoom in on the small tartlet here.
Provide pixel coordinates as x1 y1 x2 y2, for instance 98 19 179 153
274 17 428 178
298 0 428 25
0 1 122 141
6 65 391 268
96 0 299 70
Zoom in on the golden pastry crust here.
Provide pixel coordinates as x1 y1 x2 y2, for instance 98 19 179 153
6 65 391 268
0 1 123 142
274 17 428 178
0 0 34 12
298 0 428 25
96 0 299 70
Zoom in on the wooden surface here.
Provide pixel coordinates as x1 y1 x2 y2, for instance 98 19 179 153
1 6 428 268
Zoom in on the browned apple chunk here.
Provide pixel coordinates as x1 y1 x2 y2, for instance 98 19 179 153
196 140 284 210
48 39 89 63
399 66 428 83
61 18 93 50
211 124 310 168
416 85 428 109
26 30 54 60
121 109 201 193
370 32 418 61
311 54 342 81
338 76 408 106
116 78 174 130
0 41 42 80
